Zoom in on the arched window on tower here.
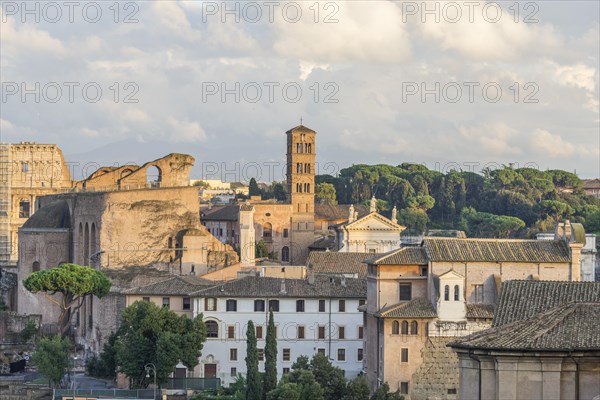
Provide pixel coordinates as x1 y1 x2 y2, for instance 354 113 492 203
392 320 399 335
410 321 418 335
263 223 272 241
401 320 409 335
296 183 302 193
444 285 450 301
19 199 30 218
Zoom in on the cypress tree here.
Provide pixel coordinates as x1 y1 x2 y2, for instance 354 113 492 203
263 311 277 398
246 320 261 400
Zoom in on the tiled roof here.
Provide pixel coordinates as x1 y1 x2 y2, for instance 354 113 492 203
493 280 600 327
365 247 428 265
376 298 437 318
583 178 600 189
124 276 216 296
314 204 369 221
202 205 239 221
22 200 71 230
465 303 495 319
286 124 316 133
308 236 337 251
306 252 371 277
450 302 600 351
423 237 570 263
191 275 366 298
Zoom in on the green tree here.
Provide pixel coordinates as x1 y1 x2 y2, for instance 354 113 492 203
32 335 71 388
310 353 347 400
21 320 39 342
343 376 370 400
263 311 277 399
315 183 338 205
536 200 574 222
246 320 261 400
267 382 301 400
398 208 429 234
370 382 404 400
255 240 269 258
23 263 111 337
249 178 261 197
271 182 287 202
115 301 206 387
87 332 117 379
282 367 324 400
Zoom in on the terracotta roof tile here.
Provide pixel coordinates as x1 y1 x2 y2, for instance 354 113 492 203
450 302 600 351
377 298 437 318
465 303 495 319
423 237 570 263
365 247 428 265
124 275 216 296
493 280 600 327
191 275 366 298
307 252 371 277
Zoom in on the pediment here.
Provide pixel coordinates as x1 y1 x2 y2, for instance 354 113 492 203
438 269 464 280
345 212 405 231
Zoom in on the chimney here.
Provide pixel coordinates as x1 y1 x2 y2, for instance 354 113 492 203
307 264 315 285
341 276 346 287
280 279 287 294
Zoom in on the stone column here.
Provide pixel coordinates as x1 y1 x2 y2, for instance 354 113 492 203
496 358 519 400
541 357 563 400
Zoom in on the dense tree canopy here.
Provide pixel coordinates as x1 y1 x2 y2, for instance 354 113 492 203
114 301 206 388
23 263 111 336
316 164 599 236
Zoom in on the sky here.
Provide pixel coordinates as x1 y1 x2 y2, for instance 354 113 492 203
1 0 599 182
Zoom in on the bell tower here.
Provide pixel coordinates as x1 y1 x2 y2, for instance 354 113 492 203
286 124 316 264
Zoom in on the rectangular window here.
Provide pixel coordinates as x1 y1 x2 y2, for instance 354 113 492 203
226 299 237 312
283 348 291 361
182 297 191 310
162 297 170 309
319 299 326 312
283 367 290 374
283 229 289 238
258 348 264 361
337 348 346 361
317 348 326 356
254 299 265 312
230 348 238 361
269 300 279 312
231 367 237 377
420 266 428 276
401 348 409 363
357 348 363 361
338 300 346 312
399 283 412 301
338 326 345 339
318 326 326 339
448 389 457 395
369 249 376 253
297 325 305 339
256 326 263 339
205 298 216 311
227 325 235 339
358 326 364 339
22 163 28 172
142 297 150 302
359 299 366 307
473 284 484 303
400 382 409 395
296 300 305 312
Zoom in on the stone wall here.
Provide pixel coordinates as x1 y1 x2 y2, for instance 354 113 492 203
411 337 460 400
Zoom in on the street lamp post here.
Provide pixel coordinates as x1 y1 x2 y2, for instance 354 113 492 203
145 363 157 400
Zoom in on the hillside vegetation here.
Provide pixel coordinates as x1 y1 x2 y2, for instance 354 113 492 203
316 164 600 238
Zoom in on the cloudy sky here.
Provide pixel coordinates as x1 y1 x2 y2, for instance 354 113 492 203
1 1 599 181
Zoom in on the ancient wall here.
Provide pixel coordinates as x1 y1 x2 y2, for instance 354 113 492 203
411 337 460 400
119 154 194 189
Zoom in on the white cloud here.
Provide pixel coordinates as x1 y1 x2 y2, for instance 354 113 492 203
150 2 201 41
458 123 522 156
273 1 411 64
166 118 207 143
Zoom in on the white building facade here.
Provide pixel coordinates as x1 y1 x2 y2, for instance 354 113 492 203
191 275 366 386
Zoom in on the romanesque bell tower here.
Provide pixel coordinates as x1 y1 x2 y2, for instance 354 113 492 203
286 125 316 264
